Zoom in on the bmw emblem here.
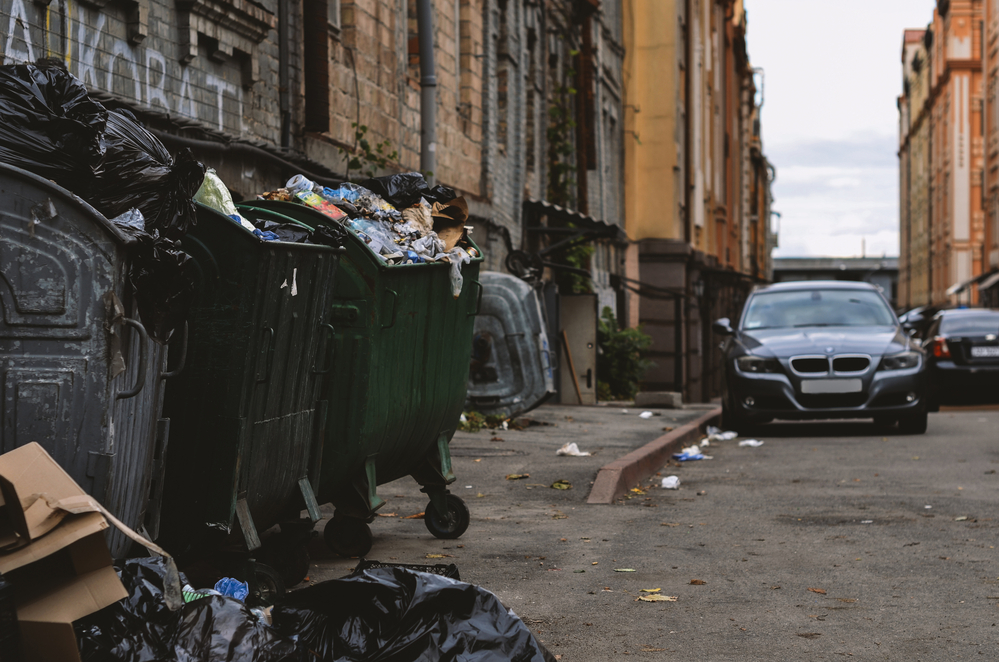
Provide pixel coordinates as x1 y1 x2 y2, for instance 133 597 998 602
825 347 835 354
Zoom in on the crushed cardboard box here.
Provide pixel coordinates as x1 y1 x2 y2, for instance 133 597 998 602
0 442 128 662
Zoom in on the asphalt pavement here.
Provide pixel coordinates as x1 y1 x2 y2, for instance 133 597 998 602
307 404 999 661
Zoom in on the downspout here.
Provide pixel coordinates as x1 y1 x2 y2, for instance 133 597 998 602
417 0 438 184
278 0 291 148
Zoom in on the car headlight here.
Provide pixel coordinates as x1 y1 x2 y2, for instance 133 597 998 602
736 356 781 373
880 351 921 371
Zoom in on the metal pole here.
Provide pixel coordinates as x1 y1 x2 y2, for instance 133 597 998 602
416 0 437 184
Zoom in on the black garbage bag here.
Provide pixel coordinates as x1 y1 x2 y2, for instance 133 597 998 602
0 59 107 191
360 173 457 209
309 223 348 248
110 211 197 343
270 567 556 662
87 110 205 240
76 558 300 662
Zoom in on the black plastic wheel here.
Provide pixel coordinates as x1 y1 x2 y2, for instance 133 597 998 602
246 561 286 608
323 517 373 557
424 494 470 540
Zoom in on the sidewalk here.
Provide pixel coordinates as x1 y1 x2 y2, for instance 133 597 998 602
306 401 721 582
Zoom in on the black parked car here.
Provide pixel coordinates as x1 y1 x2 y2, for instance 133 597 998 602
920 308 999 408
713 281 928 433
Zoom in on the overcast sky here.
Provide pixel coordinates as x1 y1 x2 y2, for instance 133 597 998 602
746 0 937 258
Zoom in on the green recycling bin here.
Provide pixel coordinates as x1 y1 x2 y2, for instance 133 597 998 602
158 203 343 590
238 200 482 557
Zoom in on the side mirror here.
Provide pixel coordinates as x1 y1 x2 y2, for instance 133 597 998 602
712 318 735 336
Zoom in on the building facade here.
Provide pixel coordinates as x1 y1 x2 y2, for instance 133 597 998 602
622 0 773 403
899 0 990 310
982 0 999 304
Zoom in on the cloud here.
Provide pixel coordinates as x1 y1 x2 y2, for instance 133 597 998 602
768 134 899 258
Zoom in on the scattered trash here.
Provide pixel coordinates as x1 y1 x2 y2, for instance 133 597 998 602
807 587 827 595
925 505 933 509
614 569 636 572
955 516 969 521
861 520 873 524
213 578 250 602
506 473 530 480
636 594 677 603
639 411 654 419
690 579 706 585
696 490 706 496
661 476 681 489
557 442 592 456
551 479 573 490
639 588 661 593
738 439 765 447
706 426 738 441
404 512 426 519
271 566 556 661
672 445 712 461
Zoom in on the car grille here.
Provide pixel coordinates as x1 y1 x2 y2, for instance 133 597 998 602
797 393 868 409
832 356 870 372
791 357 828 374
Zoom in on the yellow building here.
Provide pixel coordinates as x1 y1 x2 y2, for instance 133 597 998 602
622 0 773 402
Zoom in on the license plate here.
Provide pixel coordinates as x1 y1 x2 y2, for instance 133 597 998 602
971 346 999 358
800 378 863 394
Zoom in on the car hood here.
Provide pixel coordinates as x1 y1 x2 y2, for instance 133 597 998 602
741 326 905 358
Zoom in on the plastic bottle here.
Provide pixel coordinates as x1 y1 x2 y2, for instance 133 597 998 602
286 174 317 194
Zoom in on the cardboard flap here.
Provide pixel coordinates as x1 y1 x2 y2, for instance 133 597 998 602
0 443 88 544
0 512 108 574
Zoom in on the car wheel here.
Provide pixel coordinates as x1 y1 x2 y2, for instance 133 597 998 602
898 406 928 435
721 401 753 435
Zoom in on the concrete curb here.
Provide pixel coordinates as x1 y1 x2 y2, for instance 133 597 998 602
586 407 722 504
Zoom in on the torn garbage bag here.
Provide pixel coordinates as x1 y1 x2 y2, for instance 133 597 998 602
360 172 457 209
75 557 298 662
0 60 107 191
85 110 205 239
270 566 556 662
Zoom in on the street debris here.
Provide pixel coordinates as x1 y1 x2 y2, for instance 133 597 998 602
661 475 681 489
404 512 426 519
672 446 713 461
808 587 827 595
639 411 655 419
557 442 591 456
706 426 738 442
738 439 764 447
955 516 969 521
689 579 706 585
551 479 573 490
636 594 677 603
506 473 530 480
614 569 636 572
639 588 661 593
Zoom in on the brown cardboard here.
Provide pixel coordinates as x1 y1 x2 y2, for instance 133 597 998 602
0 443 129 662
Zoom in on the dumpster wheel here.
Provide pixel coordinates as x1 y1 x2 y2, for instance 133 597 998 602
246 561 286 607
424 494 470 540
324 516 374 557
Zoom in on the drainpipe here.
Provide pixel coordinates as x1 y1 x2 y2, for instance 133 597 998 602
278 0 291 148
417 0 437 184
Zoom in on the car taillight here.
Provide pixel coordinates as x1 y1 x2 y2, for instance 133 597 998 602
930 336 951 358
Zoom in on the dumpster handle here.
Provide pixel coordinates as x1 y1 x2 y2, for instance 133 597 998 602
116 318 149 400
256 326 276 383
314 323 336 374
468 280 483 316
161 321 188 379
381 289 399 329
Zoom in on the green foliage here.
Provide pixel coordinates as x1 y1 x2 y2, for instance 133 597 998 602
340 123 399 180
457 411 509 433
554 230 595 294
596 306 654 400
547 62 577 207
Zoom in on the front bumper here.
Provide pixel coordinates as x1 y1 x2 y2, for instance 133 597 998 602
726 364 926 421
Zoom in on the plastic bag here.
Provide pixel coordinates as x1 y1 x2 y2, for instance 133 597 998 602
360 173 458 209
447 246 471 299
129 234 197 343
0 60 107 191
86 110 205 240
75 558 299 662
195 169 251 227
270 566 556 662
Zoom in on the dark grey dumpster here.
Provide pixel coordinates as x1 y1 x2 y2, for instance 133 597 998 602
0 161 172 558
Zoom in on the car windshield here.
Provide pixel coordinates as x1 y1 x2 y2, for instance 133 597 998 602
742 289 895 330
939 313 999 336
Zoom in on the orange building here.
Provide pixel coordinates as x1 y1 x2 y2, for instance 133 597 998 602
982 0 999 304
899 0 988 308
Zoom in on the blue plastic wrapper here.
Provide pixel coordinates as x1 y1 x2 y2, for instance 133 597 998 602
214 578 249 602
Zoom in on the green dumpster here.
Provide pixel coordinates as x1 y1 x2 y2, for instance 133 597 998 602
238 200 482 557
158 203 344 592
